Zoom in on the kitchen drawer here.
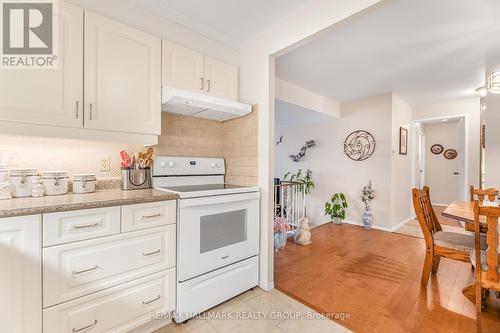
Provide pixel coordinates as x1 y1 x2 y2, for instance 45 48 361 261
44 269 175 333
43 207 121 247
43 225 176 307
175 256 258 323
122 201 176 232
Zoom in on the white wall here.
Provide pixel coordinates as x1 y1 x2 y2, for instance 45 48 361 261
275 94 395 229
239 0 381 290
66 0 239 66
390 94 413 227
413 97 481 189
422 121 461 205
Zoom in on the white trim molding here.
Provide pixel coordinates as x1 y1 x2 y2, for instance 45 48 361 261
343 217 413 233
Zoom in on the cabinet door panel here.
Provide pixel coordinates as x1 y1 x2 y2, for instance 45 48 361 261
85 12 161 135
204 56 238 101
0 2 83 127
0 215 42 333
162 40 205 92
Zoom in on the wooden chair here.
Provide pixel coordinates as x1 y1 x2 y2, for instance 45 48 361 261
473 201 500 333
470 185 499 203
412 186 476 286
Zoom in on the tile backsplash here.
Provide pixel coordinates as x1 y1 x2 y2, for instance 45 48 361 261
155 110 258 186
0 109 258 185
0 135 142 178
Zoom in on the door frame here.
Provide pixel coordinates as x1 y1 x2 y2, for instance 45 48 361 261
410 114 469 206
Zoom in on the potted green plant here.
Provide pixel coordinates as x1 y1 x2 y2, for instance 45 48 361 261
283 169 315 194
325 193 348 224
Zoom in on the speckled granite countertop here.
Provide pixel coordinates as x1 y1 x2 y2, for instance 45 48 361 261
0 189 178 218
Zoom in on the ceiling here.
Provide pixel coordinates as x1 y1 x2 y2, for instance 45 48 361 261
129 0 308 49
276 0 500 106
275 100 335 129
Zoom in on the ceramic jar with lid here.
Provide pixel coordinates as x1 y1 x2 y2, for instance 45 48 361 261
9 168 39 197
42 171 69 196
72 174 97 193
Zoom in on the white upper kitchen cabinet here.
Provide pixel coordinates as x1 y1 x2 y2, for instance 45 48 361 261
204 56 239 101
0 215 42 333
0 1 83 128
162 40 205 93
162 40 239 101
84 12 161 135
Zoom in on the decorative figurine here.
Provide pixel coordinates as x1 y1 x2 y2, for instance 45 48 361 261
294 217 312 245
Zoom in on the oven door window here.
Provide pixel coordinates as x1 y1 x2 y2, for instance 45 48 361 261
200 209 247 253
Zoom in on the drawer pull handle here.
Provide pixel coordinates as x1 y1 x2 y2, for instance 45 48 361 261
73 223 99 230
143 249 161 257
142 213 161 219
72 319 97 332
73 265 99 275
142 295 161 305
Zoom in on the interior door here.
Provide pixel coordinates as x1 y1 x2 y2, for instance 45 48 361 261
162 40 205 92
84 12 161 135
0 1 83 128
204 56 238 101
178 192 260 282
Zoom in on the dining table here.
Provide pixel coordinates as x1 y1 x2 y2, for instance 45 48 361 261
441 200 493 303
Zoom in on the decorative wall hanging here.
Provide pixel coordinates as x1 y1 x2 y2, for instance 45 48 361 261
430 144 444 155
399 127 408 155
289 140 316 162
444 149 457 160
343 130 376 161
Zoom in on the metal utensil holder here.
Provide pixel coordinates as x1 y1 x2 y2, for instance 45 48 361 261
121 168 152 190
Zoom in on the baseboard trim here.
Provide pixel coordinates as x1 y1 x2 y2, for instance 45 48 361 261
433 203 449 207
259 281 275 291
343 217 413 233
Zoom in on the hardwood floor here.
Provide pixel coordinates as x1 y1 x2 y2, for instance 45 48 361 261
274 223 500 333
433 205 462 227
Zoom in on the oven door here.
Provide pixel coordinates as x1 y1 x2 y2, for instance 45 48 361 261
178 191 260 282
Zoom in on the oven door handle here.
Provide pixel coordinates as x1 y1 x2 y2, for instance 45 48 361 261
180 191 260 208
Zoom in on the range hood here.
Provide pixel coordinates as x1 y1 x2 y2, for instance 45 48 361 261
161 86 252 121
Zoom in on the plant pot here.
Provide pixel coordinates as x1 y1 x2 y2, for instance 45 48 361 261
333 217 343 225
362 207 373 229
274 230 287 251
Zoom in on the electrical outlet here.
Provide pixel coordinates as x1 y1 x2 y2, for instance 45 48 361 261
100 157 111 172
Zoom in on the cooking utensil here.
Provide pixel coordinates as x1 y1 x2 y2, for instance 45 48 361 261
120 151 130 168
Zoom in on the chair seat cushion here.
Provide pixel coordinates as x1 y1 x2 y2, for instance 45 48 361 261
433 231 486 252
470 250 500 273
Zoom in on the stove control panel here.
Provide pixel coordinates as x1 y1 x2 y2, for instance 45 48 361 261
153 156 225 176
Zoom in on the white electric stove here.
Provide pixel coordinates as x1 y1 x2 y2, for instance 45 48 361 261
152 156 260 323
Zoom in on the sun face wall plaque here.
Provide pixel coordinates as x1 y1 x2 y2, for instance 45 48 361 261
444 149 457 160
343 130 376 161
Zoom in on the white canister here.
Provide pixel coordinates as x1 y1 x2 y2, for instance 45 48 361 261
9 168 38 197
42 171 69 196
72 174 97 193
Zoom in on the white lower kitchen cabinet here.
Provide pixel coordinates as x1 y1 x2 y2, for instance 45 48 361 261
43 224 176 307
44 269 176 333
0 215 42 333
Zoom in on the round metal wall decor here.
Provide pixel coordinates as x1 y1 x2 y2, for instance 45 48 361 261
343 130 376 161
444 149 458 160
430 144 444 155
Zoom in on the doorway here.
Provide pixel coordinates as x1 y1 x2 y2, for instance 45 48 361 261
413 116 467 205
